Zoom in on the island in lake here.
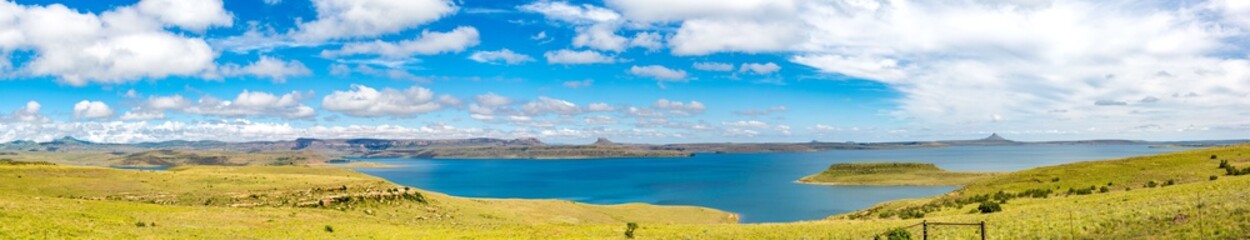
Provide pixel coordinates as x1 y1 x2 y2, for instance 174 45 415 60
797 162 999 186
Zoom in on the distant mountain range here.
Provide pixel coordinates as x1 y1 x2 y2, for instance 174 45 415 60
1 134 1245 160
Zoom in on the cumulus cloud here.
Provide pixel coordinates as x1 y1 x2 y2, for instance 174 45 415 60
584 115 617 125
220 56 312 83
653 99 705 116
587 103 615 112
293 0 458 41
629 32 664 51
322 26 480 58
188 90 316 119
121 91 317 120
469 49 535 65
519 1 621 24
629 65 687 81
521 1 664 52
0 0 229 85
521 97 582 116
73 100 114 119
733 106 787 116
474 93 513 107
321 84 444 117
693 62 734 71
544 49 617 64
136 0 233 31
563 79 593 89
739 62 781 75
3 101 47 123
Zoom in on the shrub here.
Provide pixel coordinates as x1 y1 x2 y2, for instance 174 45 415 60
135 221 147 227
1211 175 1219 181
879 227 913 240
625 222 638 239
1051 177 1060 182
1146 180 1158 188
1099 186 1110 193
1164 179 1176 186
1211 154 1218 160
1219 160 1229 169
977 201 1002 214
1067 186 1095 195
1017 188 1053 198
324 225 334 233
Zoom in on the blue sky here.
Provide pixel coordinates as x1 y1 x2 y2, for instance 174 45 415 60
1 0 1249 143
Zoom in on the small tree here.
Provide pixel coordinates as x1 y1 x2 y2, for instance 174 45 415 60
977 201 1002 214
880 227 912 240
625 222 638 239
324 225 334 233
1219 160 1230 169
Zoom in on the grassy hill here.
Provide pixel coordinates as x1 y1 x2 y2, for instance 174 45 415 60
832 144 1250 239
797 162 999 186
0 164 735 239
2 145 1249 239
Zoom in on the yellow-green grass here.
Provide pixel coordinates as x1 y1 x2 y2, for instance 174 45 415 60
3 145 1250 239
797 162 998 186
835 145 1250 239
0 164 738 239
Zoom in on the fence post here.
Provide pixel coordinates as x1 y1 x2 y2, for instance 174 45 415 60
980 221 986 240
922 220 928 240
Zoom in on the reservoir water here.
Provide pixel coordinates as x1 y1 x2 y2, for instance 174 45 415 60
351 145 1187 223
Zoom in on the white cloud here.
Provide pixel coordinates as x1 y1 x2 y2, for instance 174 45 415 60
293 0 457 41
771 0 1250 133
653 99 705 116
587 103 615 112
221 56 312 83
563 79 593 89
122 91 317 120
474 93 513 107
545 49 617 64
722 120 770 129
572 23 629 52
136 0 233 31
119 111 165 121
604 0 799 22
668 18 805 56
629 65 687 81
521 97 582 116
626 32 662 51
322 84 444 117
693 62 734 71
73 100 114 119
0 1 227 85
469 49 535 65
3 101 47 123
263 0 282 5
584 115 617 125
790 54 905 81
185 90 316 119
739 62 781 75
734 106 787 116
322 26 480 58
519 1 621 24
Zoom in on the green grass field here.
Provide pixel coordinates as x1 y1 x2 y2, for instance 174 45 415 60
797 162 999 186
1 145 1249 239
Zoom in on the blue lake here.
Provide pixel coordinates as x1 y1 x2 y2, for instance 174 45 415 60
351 145 1187 223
